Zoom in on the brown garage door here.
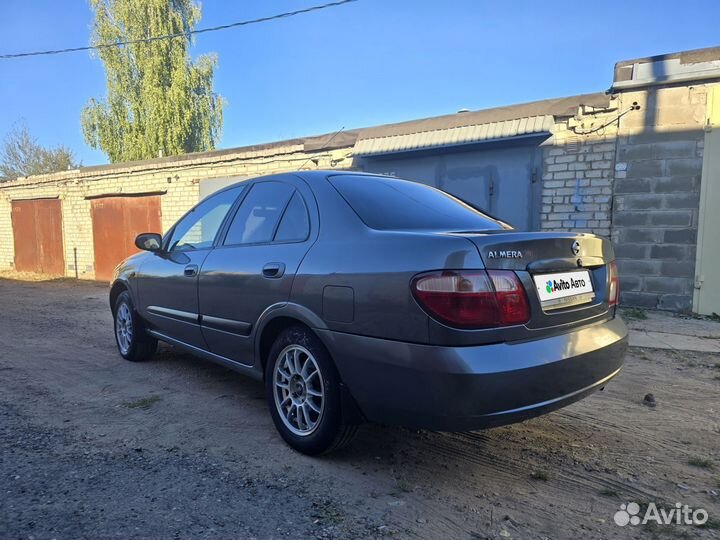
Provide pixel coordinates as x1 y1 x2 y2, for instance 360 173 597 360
91 195 162 282
11 198 65 276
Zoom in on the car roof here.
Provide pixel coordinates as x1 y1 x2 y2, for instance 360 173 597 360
209 170 387 196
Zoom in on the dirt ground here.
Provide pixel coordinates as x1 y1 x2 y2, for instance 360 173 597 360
0 278 718 540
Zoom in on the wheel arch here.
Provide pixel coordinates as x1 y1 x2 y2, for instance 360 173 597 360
255 303 329 376
254 304 365 424
109 279 131 311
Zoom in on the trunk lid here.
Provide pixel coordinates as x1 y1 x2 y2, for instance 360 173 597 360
457 231 612 272
428 231 616 345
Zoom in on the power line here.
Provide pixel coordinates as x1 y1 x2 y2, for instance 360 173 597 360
298 126 346 169
0 0 358 60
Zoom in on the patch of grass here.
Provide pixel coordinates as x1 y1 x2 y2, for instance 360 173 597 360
623 307 648 320
687 457 714 469
121 395 162 410
630 348 651 360
709 312 720 322
394 478 413 493
311 499 345 525
530 470 549 481
598 488 619 497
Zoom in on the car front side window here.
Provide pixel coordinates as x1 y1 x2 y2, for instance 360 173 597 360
167 186 244 252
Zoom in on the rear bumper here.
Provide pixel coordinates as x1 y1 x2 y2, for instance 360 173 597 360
317 317 628 431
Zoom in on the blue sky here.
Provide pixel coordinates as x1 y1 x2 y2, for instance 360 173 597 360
1 0 719 166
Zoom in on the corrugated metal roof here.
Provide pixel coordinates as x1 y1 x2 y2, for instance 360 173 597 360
354 114 554 156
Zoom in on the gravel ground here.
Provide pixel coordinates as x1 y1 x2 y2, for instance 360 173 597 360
0 278 719 540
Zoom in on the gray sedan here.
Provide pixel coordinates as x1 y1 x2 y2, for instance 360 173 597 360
110 171 627 455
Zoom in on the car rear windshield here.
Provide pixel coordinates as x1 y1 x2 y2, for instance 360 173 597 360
329 175 507 231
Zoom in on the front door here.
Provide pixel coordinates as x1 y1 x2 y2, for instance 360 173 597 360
199 178 316 364
137 185 245 348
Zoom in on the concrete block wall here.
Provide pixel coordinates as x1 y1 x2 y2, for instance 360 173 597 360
539 85 709 313
611 86 706 312
0 144 353 280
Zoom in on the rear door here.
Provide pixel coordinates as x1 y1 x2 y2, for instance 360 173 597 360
137 186 244 348
198 177 317 364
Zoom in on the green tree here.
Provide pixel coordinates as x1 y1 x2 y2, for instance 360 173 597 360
0 122 78 181
81 0 223 163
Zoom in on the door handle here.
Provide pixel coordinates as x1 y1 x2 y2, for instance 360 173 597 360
262 262 286 278
184 264 198 277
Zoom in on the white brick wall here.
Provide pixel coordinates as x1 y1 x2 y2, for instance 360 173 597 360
540 105 619 237
0 145 353 279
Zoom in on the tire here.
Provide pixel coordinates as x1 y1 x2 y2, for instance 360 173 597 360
265 326 358 455
113 290 158 362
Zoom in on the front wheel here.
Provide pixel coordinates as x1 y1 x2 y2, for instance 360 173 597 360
265 326 357 455
113 291 157 362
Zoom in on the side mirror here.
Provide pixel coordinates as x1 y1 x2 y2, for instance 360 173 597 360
135 233 163 252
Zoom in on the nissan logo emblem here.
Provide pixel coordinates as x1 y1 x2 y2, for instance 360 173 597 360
571 241 581 256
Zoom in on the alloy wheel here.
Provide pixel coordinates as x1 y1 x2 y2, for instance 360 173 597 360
115 302 133 355
273 344 325 436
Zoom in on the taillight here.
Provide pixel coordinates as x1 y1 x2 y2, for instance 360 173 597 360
488 270 531 325
411 270 530 329
608 260 620 307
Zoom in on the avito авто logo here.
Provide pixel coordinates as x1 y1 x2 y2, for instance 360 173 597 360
545 276 586 295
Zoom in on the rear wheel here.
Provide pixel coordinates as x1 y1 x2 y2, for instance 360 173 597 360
113 291 157 362
265 326 357 455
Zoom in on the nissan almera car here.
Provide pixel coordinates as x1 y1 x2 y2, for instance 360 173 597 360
110 171 627 455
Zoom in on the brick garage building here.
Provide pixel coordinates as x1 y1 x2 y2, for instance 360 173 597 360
1 46 719 315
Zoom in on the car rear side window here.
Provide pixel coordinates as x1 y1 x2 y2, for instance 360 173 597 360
273 192 310 243
329 175 506 231
223 182 295 245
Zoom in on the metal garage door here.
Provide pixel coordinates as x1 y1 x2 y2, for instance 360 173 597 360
91 195 162 282
360 142 542 231
11 198 65 276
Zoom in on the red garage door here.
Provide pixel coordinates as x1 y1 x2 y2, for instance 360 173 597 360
91 195 162 282
11 198 65 276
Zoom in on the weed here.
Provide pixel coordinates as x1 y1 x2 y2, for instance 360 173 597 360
687 457 714 469
121 395 162 410
622 307 648 320
395 478 413 493
530 470 549 481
